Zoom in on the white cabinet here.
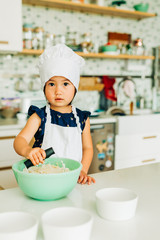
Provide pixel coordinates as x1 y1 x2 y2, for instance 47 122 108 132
0 123 26 189
0 0 22 52
115 134 160 169
0 128 23 168
115 115 160 169
117 114 160 135
0 136 23 168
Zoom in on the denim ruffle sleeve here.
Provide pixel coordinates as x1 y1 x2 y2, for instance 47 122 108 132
76 108 91 131
28 105 46 148
28 105 46 121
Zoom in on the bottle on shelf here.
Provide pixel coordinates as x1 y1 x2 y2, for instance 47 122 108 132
34 27 45 50
44 33 55 49
23 23 33 49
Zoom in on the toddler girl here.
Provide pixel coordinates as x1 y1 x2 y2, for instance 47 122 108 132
14 44 95 185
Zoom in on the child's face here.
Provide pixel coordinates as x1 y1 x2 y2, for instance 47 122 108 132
45 76 76 108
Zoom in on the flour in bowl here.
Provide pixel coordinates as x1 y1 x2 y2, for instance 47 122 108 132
23 161 69 174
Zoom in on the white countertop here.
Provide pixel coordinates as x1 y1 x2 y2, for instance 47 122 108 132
0 118 26 130
90 115 116 124
0 163 160 240
0 114 116 133
0 118 26 137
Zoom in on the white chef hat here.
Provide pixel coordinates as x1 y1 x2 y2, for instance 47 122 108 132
38 44 85 91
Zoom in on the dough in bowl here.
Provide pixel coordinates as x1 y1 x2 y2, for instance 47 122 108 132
23 162 69 174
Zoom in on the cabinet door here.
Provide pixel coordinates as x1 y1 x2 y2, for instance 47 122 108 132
117 115 160 135
0 0 22 52
115 133 160 160
115 153 160 170
0 137 23 168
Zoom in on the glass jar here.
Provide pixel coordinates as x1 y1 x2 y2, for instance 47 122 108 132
23 23 33 49
44 33 55 49
55 34 66 45
66 32 79 46
81 33 92 53
34 27 44 49
133 38 145 55
32 37 38 50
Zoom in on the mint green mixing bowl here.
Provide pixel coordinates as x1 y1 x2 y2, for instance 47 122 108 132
12 158 82 201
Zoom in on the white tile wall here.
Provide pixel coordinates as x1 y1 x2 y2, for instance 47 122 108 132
0 0 159 110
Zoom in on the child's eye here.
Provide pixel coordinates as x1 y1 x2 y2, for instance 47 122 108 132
49 82 55 86
64 82 69 86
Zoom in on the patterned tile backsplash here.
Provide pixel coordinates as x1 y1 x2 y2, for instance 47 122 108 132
0 0 160 111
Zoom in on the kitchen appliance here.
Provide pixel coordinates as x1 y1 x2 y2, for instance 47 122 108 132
117 76 137 111
89 122 115 174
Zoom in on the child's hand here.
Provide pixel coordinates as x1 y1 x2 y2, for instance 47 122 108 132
78 170 95 185
26 147 46 166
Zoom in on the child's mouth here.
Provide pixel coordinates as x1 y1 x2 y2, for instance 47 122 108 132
55 98 63 101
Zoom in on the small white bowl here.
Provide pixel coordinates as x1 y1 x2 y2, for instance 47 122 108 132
96 188 138 221
0 211 38 240
41 207 93 240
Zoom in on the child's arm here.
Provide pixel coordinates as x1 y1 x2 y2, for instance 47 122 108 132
14 113 46 165
78 117 96 185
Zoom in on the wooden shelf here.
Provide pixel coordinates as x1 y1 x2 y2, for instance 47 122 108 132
79 77 104 91
21 49 43 55
20 49 155 60
22 0 156 20
77 52 155 60
79 83 104 91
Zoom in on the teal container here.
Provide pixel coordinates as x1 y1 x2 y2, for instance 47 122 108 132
101 45 117 52
133 3 149 12
12 158 82 201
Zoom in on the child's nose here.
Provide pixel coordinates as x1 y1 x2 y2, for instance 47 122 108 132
55 85 62 94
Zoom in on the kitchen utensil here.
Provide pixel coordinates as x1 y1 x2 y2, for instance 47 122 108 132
130 101 134 115
41 207 93 240
24 147 55 168
96 188 138 221
12 158 82 200
15 78 27 92
28 77 41 91
106 106 126 116
133 3 149 12
117 76 137 106
0 211 38 240
102 76 117 101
